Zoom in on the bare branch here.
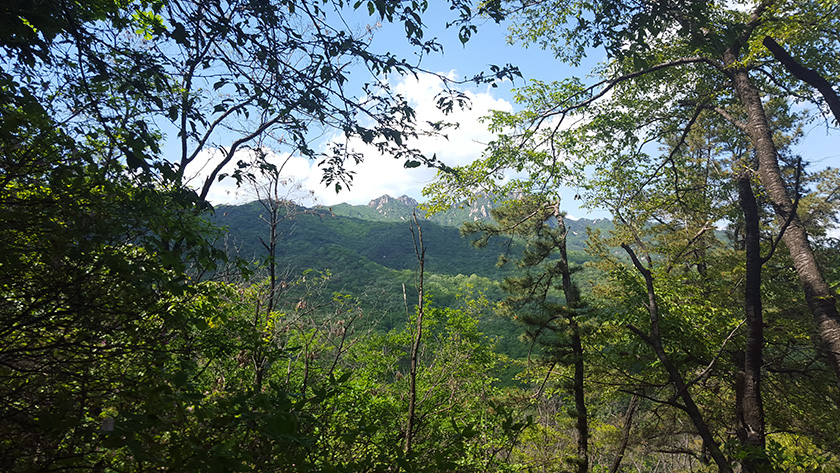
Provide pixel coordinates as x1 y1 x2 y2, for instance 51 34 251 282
677 320 746 400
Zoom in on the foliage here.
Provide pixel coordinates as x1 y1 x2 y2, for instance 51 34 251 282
4 0 519 199
424 1 840 469
0 139 231 470
7 0 840 471
461 195 599 472
0 0 525 470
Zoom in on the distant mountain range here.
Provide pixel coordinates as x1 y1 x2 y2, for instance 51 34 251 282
211 195 613 362
319 194 495 226
318 193 608 230
214 194 612 270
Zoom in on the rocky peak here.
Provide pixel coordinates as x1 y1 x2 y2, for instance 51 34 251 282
368 194 418 210
468 202 491 220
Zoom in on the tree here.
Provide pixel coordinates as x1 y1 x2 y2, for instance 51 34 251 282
735 168 769 472
405 213 426 453
5 0 518 199
2 0 522 470
244 155 313 392
427 0 840 388
425 2 840 464
0 125 232 471
463 196 590 472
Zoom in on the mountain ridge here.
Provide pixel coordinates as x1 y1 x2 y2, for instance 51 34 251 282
316 193 611 229
213 195 612 281
212 196 611 356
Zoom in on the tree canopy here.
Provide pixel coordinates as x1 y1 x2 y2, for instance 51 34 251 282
3 0 840 472
428 0 840 383
426 0 840 470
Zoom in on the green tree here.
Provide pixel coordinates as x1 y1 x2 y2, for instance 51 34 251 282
0 132 232 470
580 106 838 471
463 195 591 472
1 0 520 470
427 0 840 386
424 7 840 460
5 0 518 196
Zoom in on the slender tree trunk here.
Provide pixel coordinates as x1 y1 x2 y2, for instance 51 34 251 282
570 322 588 473
254 177 281 393
254 204 278 392
254 297 266 392
726 57 840 383
556 211 589 473
622 244 733 473
608 393 639 473
405 213 425 453
736 173 768 471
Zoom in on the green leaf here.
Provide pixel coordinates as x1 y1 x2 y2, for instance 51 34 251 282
170 22 189 46
172 370 189 387
125 150 144 169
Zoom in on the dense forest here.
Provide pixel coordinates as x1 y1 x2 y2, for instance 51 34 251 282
2 1 840 472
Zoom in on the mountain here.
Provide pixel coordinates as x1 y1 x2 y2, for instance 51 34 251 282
316 193 499 226
212 195 610 306
319 193 611 243
213 200 521 281
320 195 419 222
211 196 612 367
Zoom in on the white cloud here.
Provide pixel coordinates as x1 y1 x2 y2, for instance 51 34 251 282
186 72 513 207
184 148 319 207
183 148 246 204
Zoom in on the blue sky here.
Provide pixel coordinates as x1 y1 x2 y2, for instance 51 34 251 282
188 5 607 218
186 4 838 223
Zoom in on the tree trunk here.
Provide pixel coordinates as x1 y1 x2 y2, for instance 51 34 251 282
405 213 426 453
622 244 733 473
608 393 639 473
570 321 588 473
735 173 768 471
726 56 840 384
556 211 589 473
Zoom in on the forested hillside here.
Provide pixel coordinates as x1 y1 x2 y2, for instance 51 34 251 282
3 1 840 472
214 195 605 277
212 197 608 360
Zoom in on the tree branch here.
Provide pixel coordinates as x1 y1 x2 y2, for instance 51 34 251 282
763 36 840 124
535 57 722 131
761 157 802 264
703 104 749 133
674 319 745 403
198 114 284 200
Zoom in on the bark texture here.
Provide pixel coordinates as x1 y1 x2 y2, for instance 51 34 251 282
725 53 840 384
735 173 769 472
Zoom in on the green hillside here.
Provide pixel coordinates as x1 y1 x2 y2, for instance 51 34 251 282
212 196 612 288
211 197 612 366
214 200 515 279
215 201 506 326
